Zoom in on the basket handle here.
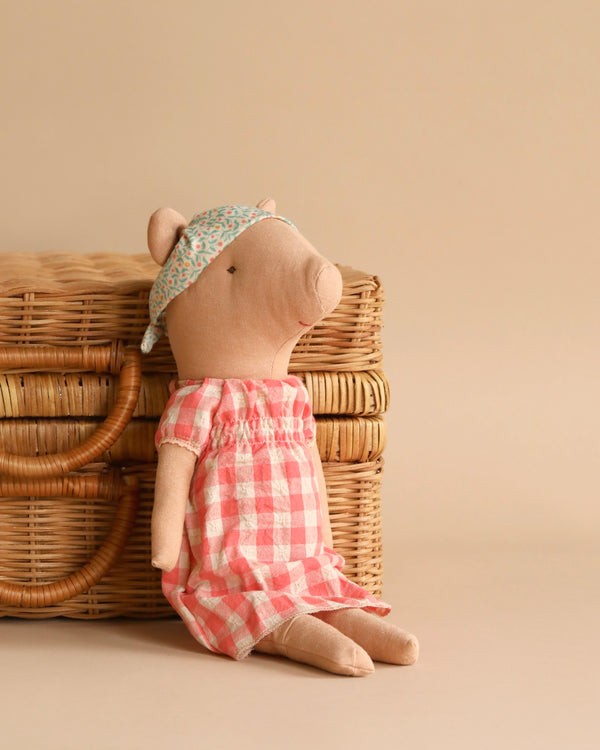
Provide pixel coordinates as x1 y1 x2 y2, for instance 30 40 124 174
0 343 142 478
0 473 138 608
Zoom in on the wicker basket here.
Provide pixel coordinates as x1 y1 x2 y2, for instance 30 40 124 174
0 470 139 612
0 252 389 617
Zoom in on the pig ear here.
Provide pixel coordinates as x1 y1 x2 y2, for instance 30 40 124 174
147 208 188 266
256 197 277 214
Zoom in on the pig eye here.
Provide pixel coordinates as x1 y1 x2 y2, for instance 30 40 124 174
227 266 237 274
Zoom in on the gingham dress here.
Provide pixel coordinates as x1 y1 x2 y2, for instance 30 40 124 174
156 376 391 660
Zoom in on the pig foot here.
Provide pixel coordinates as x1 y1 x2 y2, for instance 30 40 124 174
254 613 374 676
314 608 419 665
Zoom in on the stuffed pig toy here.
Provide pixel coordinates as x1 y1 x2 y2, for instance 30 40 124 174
141 199 419 676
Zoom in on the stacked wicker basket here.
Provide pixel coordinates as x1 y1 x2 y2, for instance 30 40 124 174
0 252 388 618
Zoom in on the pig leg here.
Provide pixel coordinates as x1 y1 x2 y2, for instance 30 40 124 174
314 608 419 665
254 613 374 676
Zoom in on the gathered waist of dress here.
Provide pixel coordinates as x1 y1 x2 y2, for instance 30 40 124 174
209 416 314 449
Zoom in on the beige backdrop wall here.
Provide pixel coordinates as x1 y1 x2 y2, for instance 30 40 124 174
1 0 597 556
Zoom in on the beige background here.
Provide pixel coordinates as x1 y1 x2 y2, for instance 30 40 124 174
1 1 598 748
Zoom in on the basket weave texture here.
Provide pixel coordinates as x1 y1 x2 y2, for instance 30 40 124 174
0 252 388 618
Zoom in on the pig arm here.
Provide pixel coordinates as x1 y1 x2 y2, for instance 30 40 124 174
310 441 334 549
151 443 197 572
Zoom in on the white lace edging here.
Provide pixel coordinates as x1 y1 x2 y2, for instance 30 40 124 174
157 437 203 458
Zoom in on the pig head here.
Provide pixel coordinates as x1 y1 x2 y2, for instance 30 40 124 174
147 199 343 380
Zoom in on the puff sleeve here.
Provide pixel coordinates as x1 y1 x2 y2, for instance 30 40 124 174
155 383 215 458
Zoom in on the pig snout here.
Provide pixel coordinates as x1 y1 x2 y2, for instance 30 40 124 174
294 259 342 328
314 263 343 317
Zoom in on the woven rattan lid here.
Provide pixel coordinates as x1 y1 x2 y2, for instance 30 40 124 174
0 252 159 296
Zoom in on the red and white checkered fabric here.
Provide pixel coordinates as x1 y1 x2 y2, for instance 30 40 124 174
156 376 390 660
